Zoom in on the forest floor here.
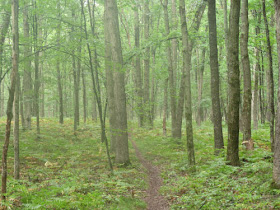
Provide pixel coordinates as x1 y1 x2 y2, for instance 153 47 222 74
0 118 279 209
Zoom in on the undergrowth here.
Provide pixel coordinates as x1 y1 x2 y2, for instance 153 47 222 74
0 117 278 209
133 120 279 209
0 118 146 209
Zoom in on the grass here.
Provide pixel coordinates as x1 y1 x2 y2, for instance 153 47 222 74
0 117 279 209
0 118 146 209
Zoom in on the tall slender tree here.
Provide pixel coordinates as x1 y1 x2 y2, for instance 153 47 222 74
226 0 241 166
262 0 275 152
273 0 280 188
252 10 261 130
2 0 19 200
33 0 40 137
0 0 10 116
240 0 252 149
208 0 224 154
14 74 20 179
134 4 144 127
143 0 151 127
22 0 32 129
179 0 195 167
161 0 177 138
56 0 63 125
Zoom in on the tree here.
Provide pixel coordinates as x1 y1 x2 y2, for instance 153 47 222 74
14 75 20 180
33 0 41 137
2 0 19 200
240 0 252 149
161 0 177 138
226 0 241 166
143 0 151 127
262 0 275 152
56 0 63 125
208 0 224 154
81 0 113 171
252 10 261 130
179 0 195 167
22 0 32 129
273 0 280 188
104 0 129 165
133 4 144 127
0 0 10 117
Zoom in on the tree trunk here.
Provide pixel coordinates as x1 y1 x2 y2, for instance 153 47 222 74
14 74 20 180
179 0 195 167
143 0 151 127
34 1 40 137
57 0 63 125
72 10 81 132
197 46 205 127
40 62 45 118
1 82 4 116
19 78 24 128
174 2 205 139
260 50 266 124
134 6 144 127
163 78 168 136
171 0 178 91
262 0 275 152
104 0 130 165
273 0 280 188
253 10 261 130
82 68 87 123
0 0 10 117
226 0 241 166
240 0 252 149
81 0 113 171
161 0 177 138
22 1 32 129
208 0 224 154
2 0 18 200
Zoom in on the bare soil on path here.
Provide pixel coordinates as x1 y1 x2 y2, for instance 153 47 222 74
131 139 169 210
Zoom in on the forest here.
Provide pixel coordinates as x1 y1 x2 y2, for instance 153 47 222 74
0 0 280 209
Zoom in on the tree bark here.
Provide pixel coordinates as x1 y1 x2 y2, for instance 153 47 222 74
0 0 10 117
163 78 168 136
134 6 144 127
161 0 177 138
104 0 130 165
262 0 275 152
240 0 252 149
34 1 40 137
57 0 63 125
2 0 18 200
208 0 224 154
82 68 87 123
179 0 195 167
171 0 178 92
14 74 20 180
252 10 261 130
22 0 32 129
197 46 206 127
72 10 81 132
273 0 280 188
143 0 151 127
260 50 266 124
226 0 241 166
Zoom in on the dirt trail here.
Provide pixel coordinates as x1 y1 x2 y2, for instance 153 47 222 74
131 140 169 210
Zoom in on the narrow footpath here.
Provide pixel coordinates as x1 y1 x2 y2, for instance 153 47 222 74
131 140 169 210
